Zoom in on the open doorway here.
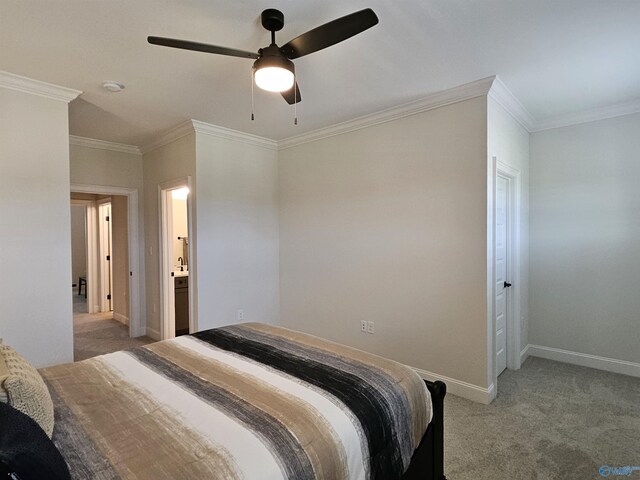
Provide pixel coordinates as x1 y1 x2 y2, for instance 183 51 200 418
492 159 522 388
70 190 151 360
159 179 194 340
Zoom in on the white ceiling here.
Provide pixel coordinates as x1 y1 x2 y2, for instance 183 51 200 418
2 0 639 146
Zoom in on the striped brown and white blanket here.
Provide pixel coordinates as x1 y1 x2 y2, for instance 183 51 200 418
40 323 432 480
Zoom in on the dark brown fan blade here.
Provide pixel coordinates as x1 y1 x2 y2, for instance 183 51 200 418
147 36 259 59
281 82 301 104
280 9 378 59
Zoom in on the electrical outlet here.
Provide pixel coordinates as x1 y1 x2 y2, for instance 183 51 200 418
367 321 375 334
360 320 367 332
237 309 244 321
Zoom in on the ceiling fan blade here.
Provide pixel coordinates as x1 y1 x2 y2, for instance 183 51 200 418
147 36 259 59
280 8 378 59
281 82 301 105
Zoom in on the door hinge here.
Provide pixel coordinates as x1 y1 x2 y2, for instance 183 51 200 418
106 255 110 261
107 294 111 300
105 215 110 221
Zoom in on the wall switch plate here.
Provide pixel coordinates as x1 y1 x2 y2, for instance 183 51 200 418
237 309 244 321
367 321 375 334
360 320 367 332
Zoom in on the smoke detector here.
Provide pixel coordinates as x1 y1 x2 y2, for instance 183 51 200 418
102 81 125 92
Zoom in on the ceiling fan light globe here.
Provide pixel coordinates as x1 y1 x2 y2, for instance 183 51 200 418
255 66 294 92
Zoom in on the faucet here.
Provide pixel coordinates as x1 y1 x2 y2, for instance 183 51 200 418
177 257 184 272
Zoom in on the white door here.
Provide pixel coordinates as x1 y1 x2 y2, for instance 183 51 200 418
98 203 113 312
496 176 509 375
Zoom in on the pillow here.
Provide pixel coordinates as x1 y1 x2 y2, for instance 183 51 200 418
0 349 8 403
0 345 54 438
0 401 70 480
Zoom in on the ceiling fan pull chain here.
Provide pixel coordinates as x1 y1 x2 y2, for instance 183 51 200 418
294 64 298 125
251 68 255 121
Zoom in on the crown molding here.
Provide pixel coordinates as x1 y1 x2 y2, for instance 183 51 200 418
140 120 196 154
0 70 81 103
488 76 536 132
141 119 277 154
69 135 141 155
278 76 497 150
531 98 640 132
192 120 277 151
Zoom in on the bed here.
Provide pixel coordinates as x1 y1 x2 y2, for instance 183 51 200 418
5 323 446 479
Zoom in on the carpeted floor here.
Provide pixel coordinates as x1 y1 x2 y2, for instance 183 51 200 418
72 294 154 361
445 357 640 480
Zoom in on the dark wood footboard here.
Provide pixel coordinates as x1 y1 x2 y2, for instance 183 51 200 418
402 380 447 480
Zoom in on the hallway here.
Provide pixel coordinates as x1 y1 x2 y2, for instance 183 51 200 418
73 294 153 361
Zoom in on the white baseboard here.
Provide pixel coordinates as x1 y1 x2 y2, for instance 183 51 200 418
413 367 494 404
520 344 530 364
527 344 640 378
146 327 161 341
113 312 129 326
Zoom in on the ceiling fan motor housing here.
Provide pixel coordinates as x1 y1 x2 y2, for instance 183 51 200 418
253 44 294 74
261 9 285 32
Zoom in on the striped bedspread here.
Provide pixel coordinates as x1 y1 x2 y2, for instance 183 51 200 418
40 323 432 480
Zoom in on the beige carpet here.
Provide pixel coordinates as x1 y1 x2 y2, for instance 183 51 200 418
73 294 154 361
445 357 640 479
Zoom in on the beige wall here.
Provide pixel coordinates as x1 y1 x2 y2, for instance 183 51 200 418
111 195 129 324
530 113 640 365
0 87 74 367
143 133 196 338
70 144 143 190
194 133 280 331
278 97 489 391
171 197 188 268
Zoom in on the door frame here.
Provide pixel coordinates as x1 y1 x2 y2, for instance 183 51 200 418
70 183 143 337
70 199 98 314
158 176 195 340
488 157 522 397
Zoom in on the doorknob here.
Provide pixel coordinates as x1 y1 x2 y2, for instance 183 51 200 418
504 281 512 288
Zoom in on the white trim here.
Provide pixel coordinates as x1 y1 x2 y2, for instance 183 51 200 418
158 177 196 340
141 120 196 154
497 162 522 372
113 312 130 326
278 76 497 150
0 70 81 103
486 156 497 393
70 135 141 155
488 76 536 132
192 120 278 150
487 383 496 403
520 344 531 364
413 367 494 404
146 327 161 341
141 119 277 154
532 98 640 132
70 183 145 337
487 157 523 396
527 345 640 378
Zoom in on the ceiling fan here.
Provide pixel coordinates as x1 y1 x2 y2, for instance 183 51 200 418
148 8 379 105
